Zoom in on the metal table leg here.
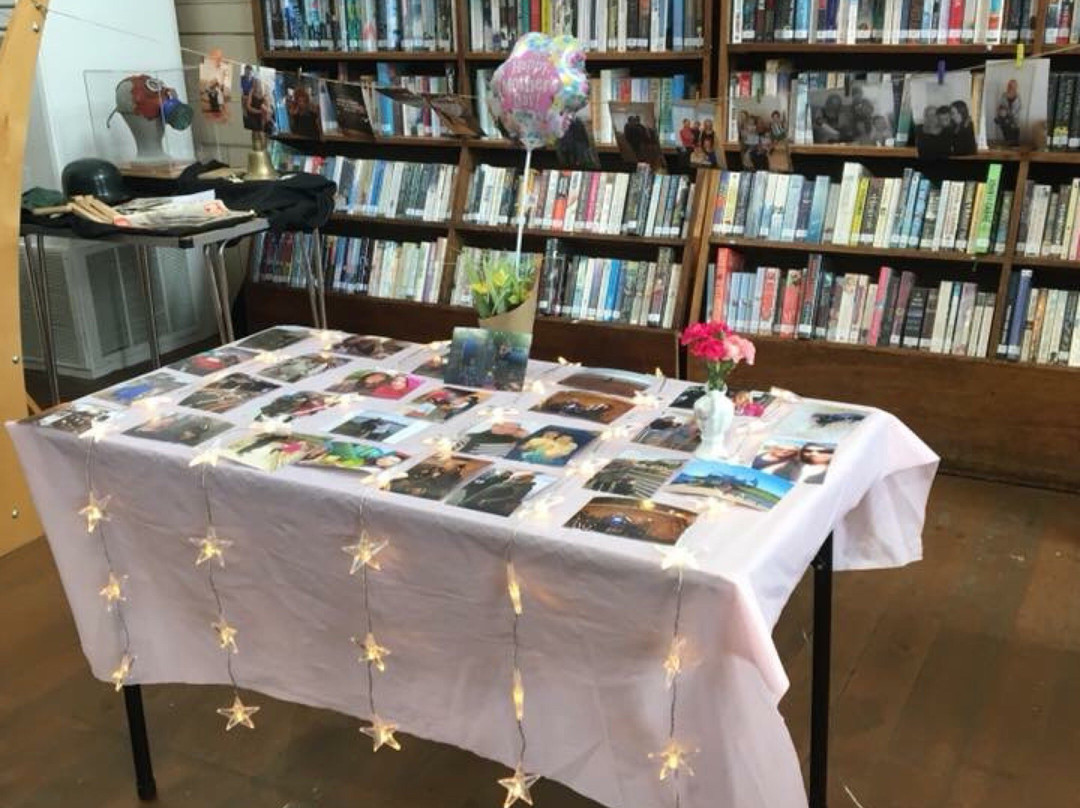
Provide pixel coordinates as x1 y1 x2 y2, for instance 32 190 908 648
122 685 157 801
134 246 162 369
809 533 833 808
202 244 229 345
23 235 61 406
213 242 235 343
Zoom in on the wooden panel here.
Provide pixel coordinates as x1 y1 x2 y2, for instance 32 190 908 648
688 339 1080 491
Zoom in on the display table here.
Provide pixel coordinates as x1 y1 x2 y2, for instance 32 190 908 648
7 326 937 808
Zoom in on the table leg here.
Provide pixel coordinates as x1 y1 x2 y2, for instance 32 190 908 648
23 235 61 406
301 233 320 329
135 246 162 369
214 243 235 343
312 228 327 329
202 245 229 345
122 685 157 801
809 533 833 808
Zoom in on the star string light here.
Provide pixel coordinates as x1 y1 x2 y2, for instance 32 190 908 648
110 653 135 692
343 531 387 574
79 491 111 533
216 693 260 731
212 616 239 654
650 738 695 782
360 715 401 751
189 527 233 567
189 441 223 468
99 572 126 610
354 631 390 672
498 765 541 808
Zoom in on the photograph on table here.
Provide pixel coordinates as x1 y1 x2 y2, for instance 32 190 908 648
732 95 792 172
330 334 410 359
666 458 794 511
444 327 532 392
907 71 977 158
387 454 491 500
632 412 700 452
331 410 430 444
258 353 351 384
179 373 280 414
583 449 686 498
412 345 449 379
565 496 698 544
809 82 896 146
559 368 655 398
505 424 599 466
30 401 120 436
446 467 557 517
326 370 423 399
530 389 634 425
236 326 308 352
983 58 1050 149
453 420 536 458
169 347 256 377
255 391 340 422
752 437 836 484
672 99 719 166
240 64 277 134
299 439 408 473
96 371 189 407
198 54 232 123
773 403 867 442
669 386 775 417
124 411 233 447
223 432 327 472
403 386 490 422
608 101 665 170
325 80 374 138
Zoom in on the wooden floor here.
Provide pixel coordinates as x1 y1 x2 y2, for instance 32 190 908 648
0 474 1077 808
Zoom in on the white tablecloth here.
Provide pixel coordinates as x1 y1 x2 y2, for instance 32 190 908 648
8 327 938 808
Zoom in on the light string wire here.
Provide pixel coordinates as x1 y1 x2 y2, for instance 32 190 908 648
665 565 689 808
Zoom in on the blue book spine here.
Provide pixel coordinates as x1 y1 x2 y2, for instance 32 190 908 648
898 0 911 39
920 0 935 41
908 178 931 248
806 175 830 243
825 0 839 38
369 162 386 214
1007 269 1033 360
383 0 400 47
376 64 395 135
780 176 805 240
744 173 764 240
996 269 1022 357
795 0 811 39
899 173 923 247
605 260 622 321
672 0 684 48
890 168 915 247
730 272 746 330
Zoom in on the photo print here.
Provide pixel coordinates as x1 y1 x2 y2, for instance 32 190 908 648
444 327 532 392
179 373 280 414
330 334 409 359
240 64 277 134
732 95 792 172
633 412 700 452
983 58 1050 149
325 80 374 138
453 420 536 458
565 496 698 545
583 449 686 498
504 425 599 467
752 438 836 484
446 467 556 517
31 401 119 436
412 345 449 379
557 110 601 170
608 101 665 170
169 347 255 377
810 81 896 146
559 368 654 398
428 93 486 137
907 71 977 158
124 412 232 447
667 458 794 511
672 99 720 166
223 432 327 472
236 326 308 352
255 391 340 422
387 454 491 500
277 71 322 138
258 353 350 384
326 370 423 399
331 410 430 444
198 54 233 123
773 403 867 442
96 371 189 407
403 386 490 422
300 439 408 473
530 390 634 425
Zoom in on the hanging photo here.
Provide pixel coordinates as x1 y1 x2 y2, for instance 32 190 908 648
908 72 977 159
983 58 1050 149
608 101 665 170
731 95 793 172
326 80 374 138
198 53 232 124
671 100 719 166
557 110 601 170
809 81 896 146
240 64 277 134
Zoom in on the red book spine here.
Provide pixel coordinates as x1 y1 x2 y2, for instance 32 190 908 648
780 269 803 337
530 0 541 34
760 268 779 330
867 265 892 345
585 172 601 229
947 0 965 42
712 247 731 323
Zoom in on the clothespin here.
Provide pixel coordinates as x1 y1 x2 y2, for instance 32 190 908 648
937 59 946 85
1015 43 1025 68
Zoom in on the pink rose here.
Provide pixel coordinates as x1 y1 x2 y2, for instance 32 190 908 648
722 335 756 365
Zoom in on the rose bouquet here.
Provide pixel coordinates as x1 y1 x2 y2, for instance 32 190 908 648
680 321 756 391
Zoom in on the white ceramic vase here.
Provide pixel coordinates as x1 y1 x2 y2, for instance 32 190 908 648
693 385 735 460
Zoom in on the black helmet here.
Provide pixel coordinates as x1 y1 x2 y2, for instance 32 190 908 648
61 158 129 205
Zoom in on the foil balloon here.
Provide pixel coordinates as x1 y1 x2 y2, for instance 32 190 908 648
488 32 589 149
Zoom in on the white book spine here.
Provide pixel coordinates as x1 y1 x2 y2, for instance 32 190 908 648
930 280 952 353
1025 185 1051 257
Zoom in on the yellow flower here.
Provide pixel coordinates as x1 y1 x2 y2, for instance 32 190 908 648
490 268 510 288
471 281 489 296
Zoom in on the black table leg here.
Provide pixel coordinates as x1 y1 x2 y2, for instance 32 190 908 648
123 685 157 801
809 534 833 808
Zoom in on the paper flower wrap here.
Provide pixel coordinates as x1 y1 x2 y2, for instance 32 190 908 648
488 32 589 149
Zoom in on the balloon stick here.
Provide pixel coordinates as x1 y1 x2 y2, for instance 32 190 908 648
514 146 533 275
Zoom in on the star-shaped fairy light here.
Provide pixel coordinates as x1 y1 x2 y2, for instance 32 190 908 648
189 527 234 567
512 667 525 721
515 495 564 522
423 435 455 459
133 395 171 417
110 653 135 692
79 492 111 533
498 764 541 807
212 616 239 654
565 458 604 479
525 379 548 396
480 406 519 425
360 715 401 752
99 572 126 610
632 391 662 409
332 392 362 408
251 415 293 436
663 636 686 689
314 329 344 350
343 531 388 574
354 632 390 672
556 356 580 368
599 423 634 442
651 739 695 781
695 497 729 520
656 545 698 572
80 421 113 443
427 339 451 351
506 562 523 616
217 693 260 731
189 441 223 468
366 468 408 491
254 350 283 364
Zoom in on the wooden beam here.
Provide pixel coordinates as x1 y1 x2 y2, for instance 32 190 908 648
0 0 49 553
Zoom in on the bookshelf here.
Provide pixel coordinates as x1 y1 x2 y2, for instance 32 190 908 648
247 0 715 375
697 0 1080 490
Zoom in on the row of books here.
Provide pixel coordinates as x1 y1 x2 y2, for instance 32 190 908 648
466 0 706 51
252 232 450 303
706 249 998 357
731 0 1037 44
1047 72 1080 152
712 163 1009 256
368 66 455 137
1016 178 1080 260
463 165 695 238
322 157 457 221
262 0 456 52
996 270 1080 364
451 244 684 326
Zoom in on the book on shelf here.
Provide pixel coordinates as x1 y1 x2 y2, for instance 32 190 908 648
261 0 456 52
463 164 695 239
465 0 704 52
251 231 448 303
706 249 999 357
712 162 1007 256
995 269 1080 364
730 0 1034 44
319 157 457 221
453 243 684 327
1015 177 1080 259
365 65 457 136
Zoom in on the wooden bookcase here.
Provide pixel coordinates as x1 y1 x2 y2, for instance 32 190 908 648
246 0 716 376
693 0 1080 490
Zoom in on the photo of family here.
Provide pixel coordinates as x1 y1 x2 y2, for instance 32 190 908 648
752 438 836 484
198 54 232 124
531 390 634 425
672 100 720 166
178 373 280 414
330 335 409 359
453 420 535 458
331 411 429 444
565 496 697 544
809 82 896 146
258 353 350 384
124 412 232 448
387 454 491 500
908 72 978 158
169 347 255 377
326 370 423 399
223 432 327 472
983 58 1050 149
732 95 792 172
237 326 308 352
412 346 449 379
32 401 118 436
255 391 339 422
447 468 555 517
505 425 598 466
444 328 531 392
403 386 490 422
667 458 794 511
299 440 408 473
240 64 277 135
583 450 686 498
633 413 700 452
609 101 665 170
96 371 188 407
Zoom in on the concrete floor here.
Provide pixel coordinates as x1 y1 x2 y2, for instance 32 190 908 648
1 467 1077 807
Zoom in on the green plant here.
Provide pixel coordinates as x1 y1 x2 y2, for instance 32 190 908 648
463 252 536 319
